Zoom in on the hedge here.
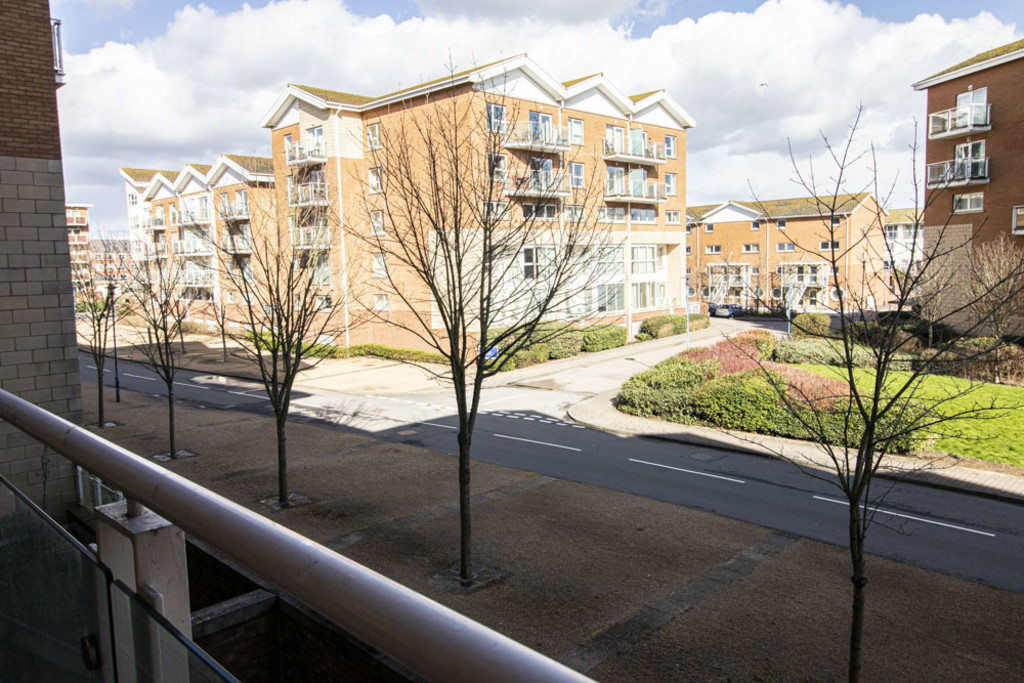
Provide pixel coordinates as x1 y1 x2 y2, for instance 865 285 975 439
531 324 585 359
733 329 776 360
617 357 719 422
773 338 874 367
581 325 628 352
690 370 784 434
636 314 710 341
791 313 832 338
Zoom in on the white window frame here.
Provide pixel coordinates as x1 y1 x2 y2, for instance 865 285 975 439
705 224 714 233
564 204 584 222
316 295 333 310
820 240 840 251
373 294 389 312
665 173 677 196
751 220 760 231
569 118 584 145
366 123 381 150
569 162 585 188
489 153 507 183
831 216 842 227
953 192 984 213
630 208 657 224
486 103 506 133
524 203 558 221
777 218 787 229
685 245 691 255
370 210 385 235
372 253 387 278
1013 206 1024 235
631 245 657 275
742 243 760 254
597 206 626 223
705 244 722 255
368 167 382 194
665 135 677 159
596 283 625 313
483 201 509 221
666 210 681 225
777 242 795 252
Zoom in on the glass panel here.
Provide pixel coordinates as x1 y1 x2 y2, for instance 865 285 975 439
0 475 114 682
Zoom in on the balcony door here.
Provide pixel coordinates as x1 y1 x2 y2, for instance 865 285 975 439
529 111 552 142
606 166 625 194
606 125 625 153
955 87 987 128
629 168 647 197
530 157 553 189
954 140 985 180
629 128 647 156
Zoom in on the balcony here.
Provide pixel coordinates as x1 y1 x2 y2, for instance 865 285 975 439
291 225 330 249
179 206 212 226
219 200 250 222
288 183 329 207
604 178 667 204
504 171 570 198
139 215 166 230
286 139 328 166
51 19 65 85
502 122 570 153
172 238 214 256
179 268 214 287
603 138 667 165
927 104 991 140
925 158 990 188
221 234 252 253
131 241 167 260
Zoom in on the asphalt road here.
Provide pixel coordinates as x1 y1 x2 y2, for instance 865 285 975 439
81 353 1024 594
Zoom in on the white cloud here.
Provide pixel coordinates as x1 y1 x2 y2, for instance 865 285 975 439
56 0 1022 230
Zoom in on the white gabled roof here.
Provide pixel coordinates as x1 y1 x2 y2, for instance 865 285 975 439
141 172 178 202
173 165 210 194
206 155 275 186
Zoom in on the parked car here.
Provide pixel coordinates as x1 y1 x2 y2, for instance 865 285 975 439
709 303 745 318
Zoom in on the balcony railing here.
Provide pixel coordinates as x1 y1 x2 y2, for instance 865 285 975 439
178 207 212 225
218 200 250 222
140 215 166 230
286 139 328 166
221 234 252 253
927 104 991 139
288 183 329 207
602 138 667 165
502 122 571 152
131 242 167 259
179 268 214 287
925 158 990 187
504 171 570 197
0 388 591 683
171 238 214 256
603 178 667 203
291 225 330 249
51 19 65 84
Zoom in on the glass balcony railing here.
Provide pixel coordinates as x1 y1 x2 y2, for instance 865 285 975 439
221 233 252 253
603 178 667 203
287 183 329 207
602 138 667 165
291 225 330 249
927 104 991 139
925 158 990 187
286 139 327 166
503 171 570 197
502 122 571 152
218 201 250 221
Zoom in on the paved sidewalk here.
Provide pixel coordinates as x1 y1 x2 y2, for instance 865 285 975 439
569 389 1024 505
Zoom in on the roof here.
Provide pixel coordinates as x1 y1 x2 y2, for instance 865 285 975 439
914 38 1024 89
289 84 377 107
687 204 718 221
630 89 663 103
885 208 920 225
120 167 177 183
691 193 871 222
189 164 212 174
225 154 274 175
929 38 1024 80
562 73 601 87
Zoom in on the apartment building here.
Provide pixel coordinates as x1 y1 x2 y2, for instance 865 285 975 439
257 54 694 344
685 193 890 312
65 202 91 268
912 38 1024 327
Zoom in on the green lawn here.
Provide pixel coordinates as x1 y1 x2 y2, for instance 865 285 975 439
796 364 1024 466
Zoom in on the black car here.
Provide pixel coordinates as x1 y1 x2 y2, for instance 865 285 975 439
708 303 745 318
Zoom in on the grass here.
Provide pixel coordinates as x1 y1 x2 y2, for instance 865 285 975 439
796 364 1024 466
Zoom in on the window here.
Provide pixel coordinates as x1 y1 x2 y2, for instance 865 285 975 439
955 87 989 127
368 167 382 193
665 173 677 196
521 246 554 279
751 220 760 231
831 216 842 227
373 294 389 312
564 204 584 222
372 253 387 278
706 244 722 254
705 224 714 233
666 210 681 225
283 133 292 155
370 210 385 235
597 246 623 276
569 118 584 145
597 206 626 222
523 203 557 221
569 162 585 188
1014 206 1024 235
953 192 984 213
225 291 235 304
631 282 663 309
665 135 677 159
483 201 509 220
631 245 656 275
316 295 333 310
777 219 786 229
631 208 656 223
820 240 840 251
685 245 691 255
486 103 506 133
777 242 795 252
596 284 625 312
366 123 381 150
128 193 138 206
489 153 507 182
742 243 760 254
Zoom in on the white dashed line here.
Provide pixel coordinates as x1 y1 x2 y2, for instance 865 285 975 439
629 458 745 484
414 421 458 430
174 382 208 390
812 496 995 537
125 373 156 381
495 434 581 452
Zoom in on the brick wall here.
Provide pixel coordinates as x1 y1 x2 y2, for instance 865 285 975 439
0 0 82 516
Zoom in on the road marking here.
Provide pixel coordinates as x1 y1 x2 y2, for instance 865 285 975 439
125 373 156 381
174 381 208 390
482 391 529 406
495 434 581 452
228 390 269 400
812 496 995 537
414 421 458 430
629 458 745 484
522 417 535 421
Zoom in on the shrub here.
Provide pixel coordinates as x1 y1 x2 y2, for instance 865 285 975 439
179 320 209 335
845 321 923 353
791 312 832 338
691 370 785 434
682 339 761 374
773 338 873 367
785 400 926 454
772 364 847 410
637 314 710 340
918 342 1024 383
734 329 776 359
507 343 549 370
617 357 718 422
345 343 447 364
581 325 627 352
533 325 584 360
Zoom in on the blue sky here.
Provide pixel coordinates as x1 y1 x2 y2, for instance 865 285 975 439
51 0 1024 230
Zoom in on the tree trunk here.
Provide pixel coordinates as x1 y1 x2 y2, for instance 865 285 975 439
994 345 1002 384
221 326 228 363
179 324 186 355
848 501 868 683
95 361 105 428
927 322 933 349
277 414 288 507
167 383 177 459
458 427 472 584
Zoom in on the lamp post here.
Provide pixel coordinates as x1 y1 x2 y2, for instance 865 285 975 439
108 282 120 403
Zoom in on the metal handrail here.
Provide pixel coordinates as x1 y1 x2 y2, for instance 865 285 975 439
0 388 591 683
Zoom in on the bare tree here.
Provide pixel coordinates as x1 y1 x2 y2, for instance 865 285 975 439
72 237 128 428
353 77 609 583
214 191 345 507
121 243 192 459
749 109 1024 682
968 235 1024 383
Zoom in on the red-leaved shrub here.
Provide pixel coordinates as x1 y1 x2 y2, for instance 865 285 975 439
682 339 761 375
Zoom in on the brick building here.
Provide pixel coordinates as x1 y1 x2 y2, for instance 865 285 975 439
123 54 695 345
685 193 890 313
0 0 81 514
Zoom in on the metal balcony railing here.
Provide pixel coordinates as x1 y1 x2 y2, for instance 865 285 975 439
218 201 250 222
925 158 989 187
927 104 991 139
502 122 570 152
140 215 165 230
286 139 327 166
0 388 592 683
602 138 667 165
221 234 252 253
288 183 329 207
171 239 213 256
291 226 330 249
603 178 667 203
178 207 212 225
504 171 570 197
178 268 214 287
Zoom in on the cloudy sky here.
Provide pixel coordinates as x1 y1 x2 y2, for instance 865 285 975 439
52 0 1023 231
